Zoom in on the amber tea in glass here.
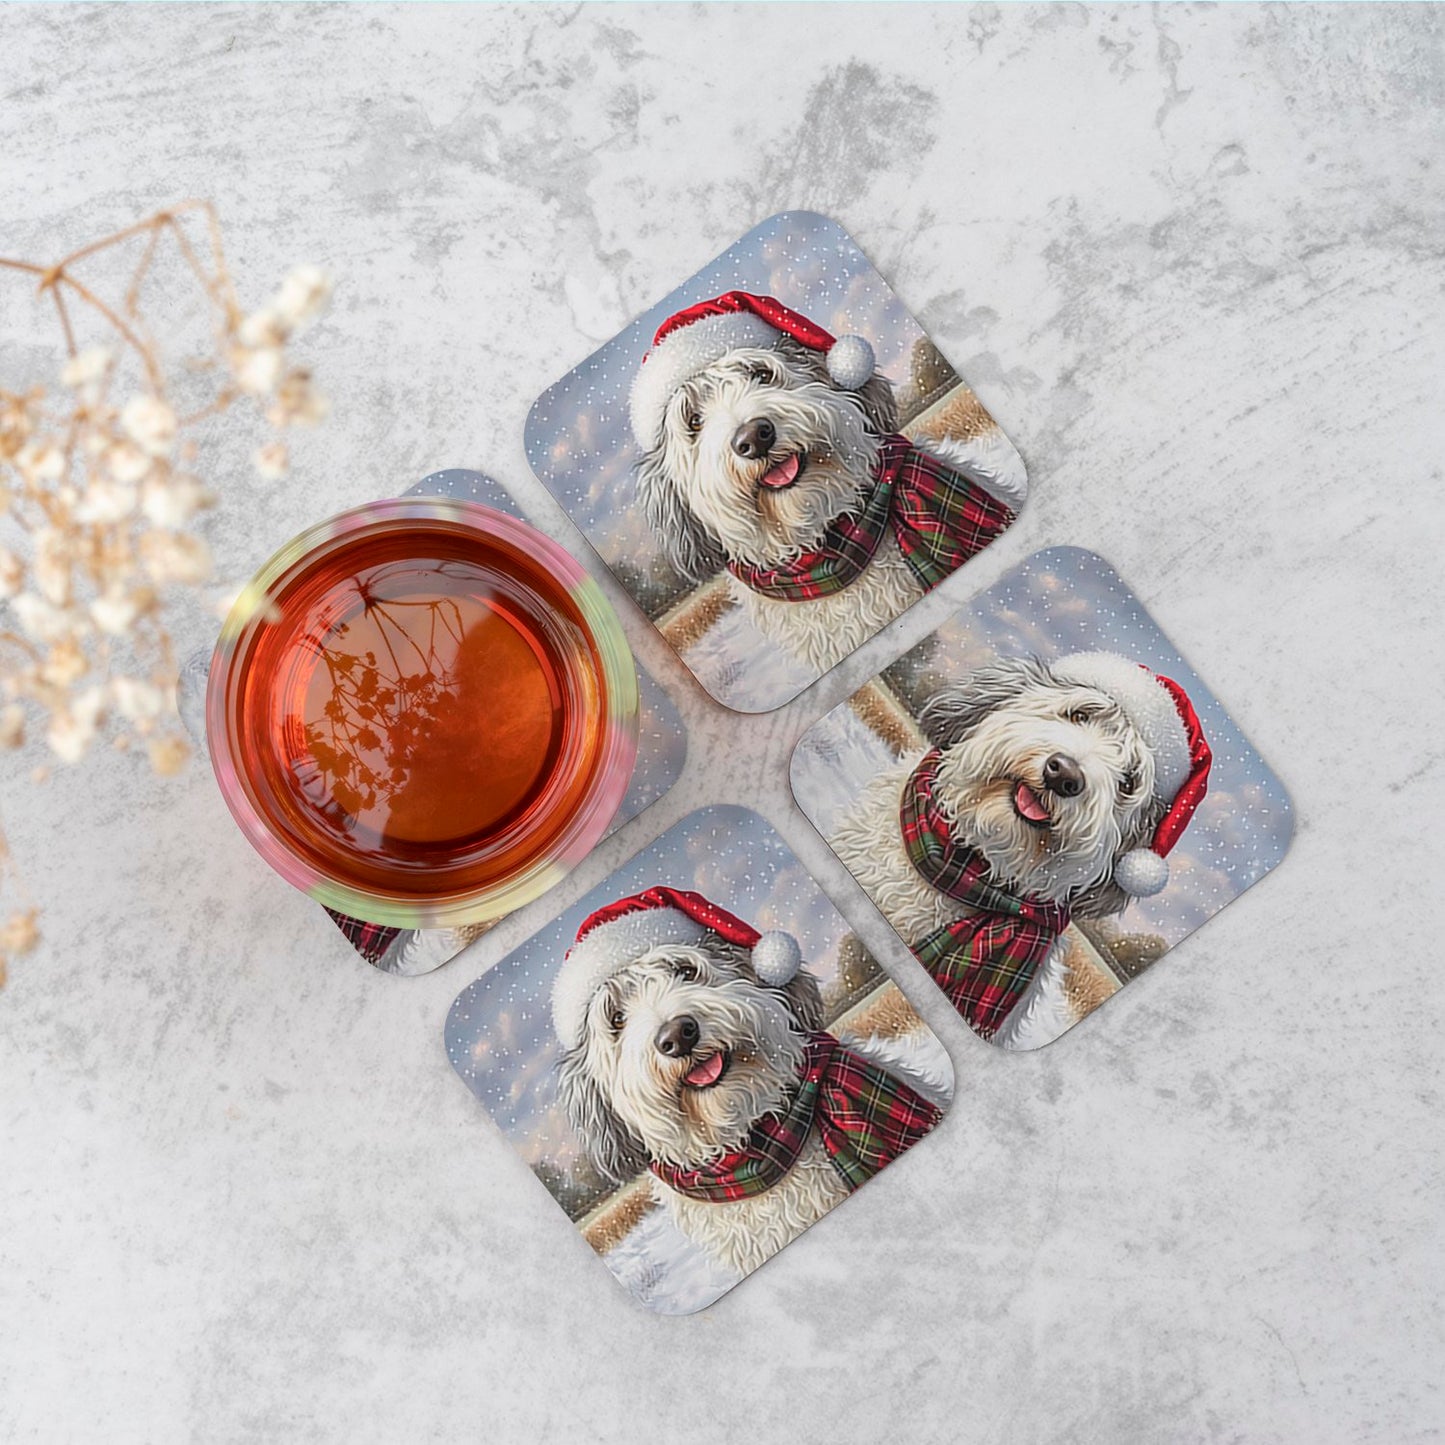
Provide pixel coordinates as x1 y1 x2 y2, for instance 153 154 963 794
207 500 637 927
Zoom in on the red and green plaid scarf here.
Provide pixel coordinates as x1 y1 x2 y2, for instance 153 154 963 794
727 434 1015 602
325 909 401 966
650 1030 941 1202
899 750 1071 1041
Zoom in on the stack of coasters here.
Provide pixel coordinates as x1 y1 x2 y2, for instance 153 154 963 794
446 805 953 1314
181 469 687 976
791 547 1294 1049
525 211 1029 712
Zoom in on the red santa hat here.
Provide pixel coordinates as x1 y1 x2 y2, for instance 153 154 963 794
551 885 803 1050
629 291 876 451
1050 652 1213 897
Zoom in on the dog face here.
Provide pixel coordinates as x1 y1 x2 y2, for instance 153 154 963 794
635 338 899 577
556 937 825 1180
919 657 1168 913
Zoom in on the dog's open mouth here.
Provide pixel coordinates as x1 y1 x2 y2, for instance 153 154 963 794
758 454 803 491
1012 780 1052 829
681 1049 729 1090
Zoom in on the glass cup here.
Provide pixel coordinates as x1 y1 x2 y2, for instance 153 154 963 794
206 498 638 927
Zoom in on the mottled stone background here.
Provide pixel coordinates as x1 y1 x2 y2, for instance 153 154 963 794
1 5 1441 1442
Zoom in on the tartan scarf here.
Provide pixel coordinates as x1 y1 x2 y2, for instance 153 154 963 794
900 750 1072 1041
325 909 401 966
650 1030 941 1202
727 433 1015 602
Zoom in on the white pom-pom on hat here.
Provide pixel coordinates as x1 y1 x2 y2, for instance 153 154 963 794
751 930 802 986
825 333 875 391
1113 849 1171 898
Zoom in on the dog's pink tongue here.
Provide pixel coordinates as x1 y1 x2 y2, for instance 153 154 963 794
1014 781 1051 823
683 1051 724 1088
759 454 800 490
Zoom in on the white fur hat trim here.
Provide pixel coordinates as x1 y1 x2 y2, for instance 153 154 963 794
551 907 708 1051
1051 651 1192 802
629 310 779 451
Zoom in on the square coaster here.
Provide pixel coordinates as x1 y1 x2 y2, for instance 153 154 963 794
445 804 954 1314
180 469 687 977
524 211 1028 713
791 547 1294 1050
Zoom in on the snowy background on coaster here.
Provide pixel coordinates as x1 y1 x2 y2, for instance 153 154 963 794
792 547 1294 948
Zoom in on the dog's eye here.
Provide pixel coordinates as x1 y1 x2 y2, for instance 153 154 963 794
1066 707 1096 725
607 1004 626 1032
747 362 773 383
673 959 698 982
1119 769 1139 797
685 410 702 434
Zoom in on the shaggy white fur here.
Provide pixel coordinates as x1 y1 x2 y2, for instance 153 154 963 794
830 664 1165 1049
730 528 924 675
658 1127 852 1277
556 937 943 1275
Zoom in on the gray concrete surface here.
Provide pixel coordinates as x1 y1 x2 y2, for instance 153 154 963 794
1 6 1442 1441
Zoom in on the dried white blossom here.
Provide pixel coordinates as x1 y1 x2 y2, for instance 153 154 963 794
61 347 113 402
140 473 211 528
32 528 72 606
107 440 153 485
0 547 23 599
120 395 177 458
112 676 164 723
232 346 283 396
0 910 39 956
0 204 332 983
10 592 79 644
38 638 88 687
74 475 137 524
90 588 150 637
268 368 329 428
46 685 106 765
239 309 288 349
16 439 64 485
146 734 190 777
139 530 211 586
274 265 332 327
0 702 24 748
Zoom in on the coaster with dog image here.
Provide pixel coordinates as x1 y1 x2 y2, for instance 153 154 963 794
790 547 1294 1051
445 804 953 1314
179 469 688 977
523 211 1028 713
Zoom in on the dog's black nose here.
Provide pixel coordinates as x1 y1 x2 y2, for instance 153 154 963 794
731 417 776 459
1041 753 1085 798
654 1015 701 1057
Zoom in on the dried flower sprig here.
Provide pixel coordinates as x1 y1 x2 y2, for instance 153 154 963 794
0 200 332 985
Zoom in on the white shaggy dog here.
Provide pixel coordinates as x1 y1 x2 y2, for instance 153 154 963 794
831 654 1207 1049
630 294 1026 677
554 911 947 1276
